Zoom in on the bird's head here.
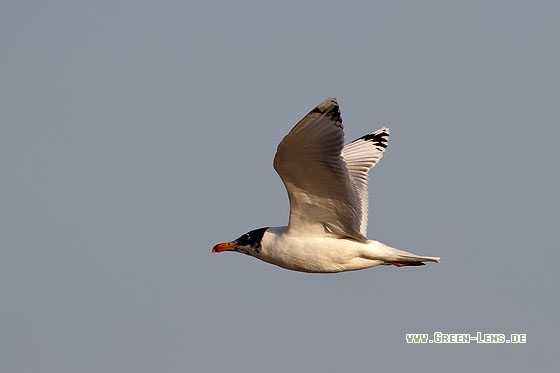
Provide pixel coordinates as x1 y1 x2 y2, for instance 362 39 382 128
212 227 268 256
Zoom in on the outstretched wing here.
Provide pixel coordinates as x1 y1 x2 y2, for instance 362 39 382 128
341 128 390 236
273 98 367 242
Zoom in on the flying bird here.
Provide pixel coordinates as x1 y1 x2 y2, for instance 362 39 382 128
212 97 440 273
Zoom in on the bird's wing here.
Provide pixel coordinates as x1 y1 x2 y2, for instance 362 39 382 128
341 128 390 236
273 98 367 242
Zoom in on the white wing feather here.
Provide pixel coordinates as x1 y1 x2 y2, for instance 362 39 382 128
341 128 390 236
273 98 367 242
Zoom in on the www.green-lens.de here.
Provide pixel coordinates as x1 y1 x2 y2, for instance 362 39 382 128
406 332 527 343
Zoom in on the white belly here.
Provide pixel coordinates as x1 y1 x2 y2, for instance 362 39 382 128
257 226 387 273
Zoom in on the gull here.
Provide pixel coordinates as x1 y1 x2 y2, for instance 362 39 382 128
212 98 440 273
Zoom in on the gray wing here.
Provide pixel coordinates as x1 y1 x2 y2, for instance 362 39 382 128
273 98 367 242
341 128 390 236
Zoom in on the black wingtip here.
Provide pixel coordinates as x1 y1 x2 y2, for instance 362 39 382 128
358 130 389 148
310 97 342 127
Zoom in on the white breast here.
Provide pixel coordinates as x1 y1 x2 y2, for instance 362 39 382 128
257 227 386 273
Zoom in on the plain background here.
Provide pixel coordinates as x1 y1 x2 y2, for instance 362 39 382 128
1 1 558 371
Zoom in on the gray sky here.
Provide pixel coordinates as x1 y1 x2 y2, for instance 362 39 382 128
1 0 558 371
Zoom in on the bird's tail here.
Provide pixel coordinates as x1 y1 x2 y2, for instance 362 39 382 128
387 247 440 267
367 242 440 267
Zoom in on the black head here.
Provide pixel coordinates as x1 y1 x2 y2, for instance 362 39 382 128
212 227 268 256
